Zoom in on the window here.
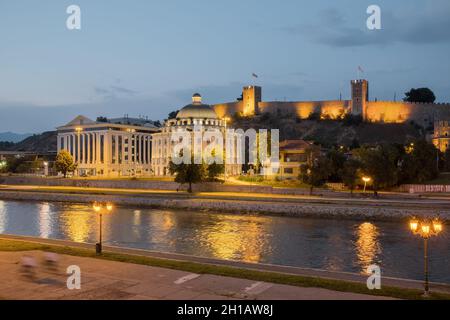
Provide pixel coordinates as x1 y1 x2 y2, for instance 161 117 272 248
284 168 294 174
100 135 104 163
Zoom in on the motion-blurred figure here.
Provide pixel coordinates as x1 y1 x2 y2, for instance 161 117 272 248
43 252 59 273
20 255 37 280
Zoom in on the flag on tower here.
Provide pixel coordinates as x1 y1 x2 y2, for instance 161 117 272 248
252 73 259 78
358 66 364 73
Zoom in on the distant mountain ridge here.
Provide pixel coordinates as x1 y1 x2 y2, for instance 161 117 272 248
0 132 33 143
0 131 56 152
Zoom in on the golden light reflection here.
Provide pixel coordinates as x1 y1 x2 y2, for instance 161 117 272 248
148 211 176 244
355 222 381 273
39 203 52 238
199 215 270 263
0 200 6 233
64 208 91 242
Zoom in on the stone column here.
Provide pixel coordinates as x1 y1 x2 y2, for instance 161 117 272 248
87 133 91 164
77 133 81 163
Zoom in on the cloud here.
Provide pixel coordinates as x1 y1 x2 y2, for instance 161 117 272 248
283 4 450 47
93 84 138 100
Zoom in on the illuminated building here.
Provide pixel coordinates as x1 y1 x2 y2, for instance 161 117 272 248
151 93 241 177
433 120 450 152
212 80 450 127
57 115 158 177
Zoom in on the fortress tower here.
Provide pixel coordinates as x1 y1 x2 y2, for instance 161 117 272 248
242 85 262 116
351 79 369 119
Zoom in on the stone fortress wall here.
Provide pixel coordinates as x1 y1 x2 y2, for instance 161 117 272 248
211 80 450 127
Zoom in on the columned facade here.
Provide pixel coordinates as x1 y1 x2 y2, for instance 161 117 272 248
151 93 242 177
57 116 157 177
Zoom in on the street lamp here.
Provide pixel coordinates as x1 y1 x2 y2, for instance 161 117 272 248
409 217 443 297
223 117 231 183
93 202 114 254
43 161 49 176
362 176 371 193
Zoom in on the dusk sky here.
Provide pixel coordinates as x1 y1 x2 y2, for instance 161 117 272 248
1 0 450 133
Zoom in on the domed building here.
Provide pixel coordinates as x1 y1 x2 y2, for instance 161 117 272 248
151 93 241 177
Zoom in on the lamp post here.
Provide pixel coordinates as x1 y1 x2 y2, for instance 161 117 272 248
409 217 443 297
223 117 230 183
93 202 113 254
362 176 371 193
43 161 49 176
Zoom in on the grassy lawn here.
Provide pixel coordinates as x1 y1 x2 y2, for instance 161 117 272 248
423 173 450 185
1 238 448 300
235 176 311 189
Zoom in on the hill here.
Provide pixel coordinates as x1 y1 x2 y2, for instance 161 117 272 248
0 131 57 152
230 113 424 148
0 132 32 143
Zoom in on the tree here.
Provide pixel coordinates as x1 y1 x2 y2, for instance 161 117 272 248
55 150 77 178
167 110 179 120
399 140 439 183
353 145 400 196
96 116 108 123
340 159 361 195
206 149 225 181
207 162 225 181
327 149 346 182
403 88 436 103
299 156 332 195
169 156 207 193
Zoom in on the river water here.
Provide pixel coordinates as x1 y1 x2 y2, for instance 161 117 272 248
0 200 448 283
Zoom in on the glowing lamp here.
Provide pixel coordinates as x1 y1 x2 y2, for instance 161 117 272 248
421 224 430 235
93 202 101 212
432 219 443 234
409 219 419 232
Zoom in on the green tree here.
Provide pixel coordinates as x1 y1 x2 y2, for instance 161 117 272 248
299 156 332 195
353 145 400 196
403 88 436 103
55 150 77 178
167 110 179 120
399 140 439 183
207 162 225 181
340 159 361 195
327 149 346 182
96 116 108 123
169 156 207 193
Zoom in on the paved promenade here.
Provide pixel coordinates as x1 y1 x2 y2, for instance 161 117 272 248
0 250 393 300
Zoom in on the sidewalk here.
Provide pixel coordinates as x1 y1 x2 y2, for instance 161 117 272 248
0 250 394 300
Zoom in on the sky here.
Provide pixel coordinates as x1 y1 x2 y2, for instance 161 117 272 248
1 0 450 133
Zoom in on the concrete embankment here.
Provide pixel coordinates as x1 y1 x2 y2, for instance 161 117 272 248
0 189 449 222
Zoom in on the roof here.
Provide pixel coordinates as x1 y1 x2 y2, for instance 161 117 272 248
176 104 218 119
176 93 218 119
279 139 315 151
64 115 96 126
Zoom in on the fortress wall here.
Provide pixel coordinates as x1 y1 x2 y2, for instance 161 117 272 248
365 101 450 125
258 100 350 119
212 102 243 118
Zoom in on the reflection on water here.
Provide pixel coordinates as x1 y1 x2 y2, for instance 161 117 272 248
197 215 271 263
0 200 448 283
0 201 6 233
39 203 51 238
62 205 93 243
355 222 381 273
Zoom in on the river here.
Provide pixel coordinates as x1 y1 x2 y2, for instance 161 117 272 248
0 199 448 283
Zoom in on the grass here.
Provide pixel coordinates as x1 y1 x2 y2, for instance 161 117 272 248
236 176 311 189
1 238 449 300
423 173 450 185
